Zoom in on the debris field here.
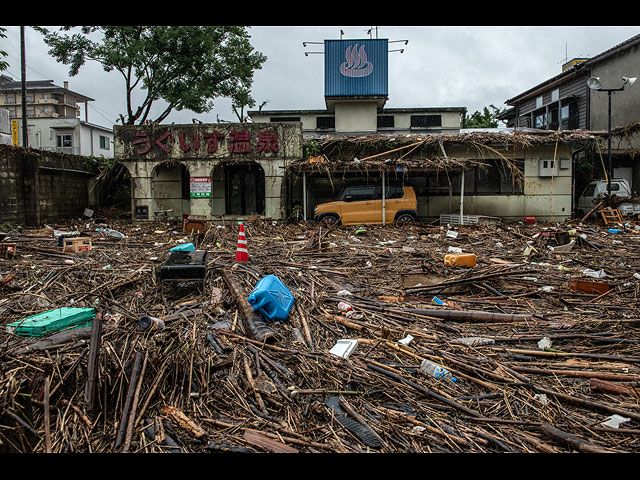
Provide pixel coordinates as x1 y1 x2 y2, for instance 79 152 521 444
1 213 639 453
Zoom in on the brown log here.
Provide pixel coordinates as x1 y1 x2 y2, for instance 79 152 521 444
533 385 640 422
161 405 206 439
513 366 640 382
222 270 276 343
243 428 299 453
83 313 103 410
115 350 143 449
365 361 485 418
408 308 533 323
590 378 640 397
11 326 93 356
541 423 618 453
581 199 605 223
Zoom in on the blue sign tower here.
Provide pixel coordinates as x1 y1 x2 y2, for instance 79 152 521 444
324 39 389 98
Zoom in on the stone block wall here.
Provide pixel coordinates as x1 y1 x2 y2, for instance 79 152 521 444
0 144 98 226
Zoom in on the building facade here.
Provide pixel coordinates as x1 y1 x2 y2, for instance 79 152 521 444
499 34 640 195
249 107 466 137
114 122 303 222
115 35 597 224
0 75 114 158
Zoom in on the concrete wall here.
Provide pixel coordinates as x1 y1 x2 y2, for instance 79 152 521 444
424 144 573 221
335 102 378 132
391 110 464 132
589 42 640 134
250 108 464 134
0 148 25 224
115 122 303 222
0 144 98 226
249 111 324 131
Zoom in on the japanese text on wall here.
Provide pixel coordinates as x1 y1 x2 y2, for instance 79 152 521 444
132 128 279 157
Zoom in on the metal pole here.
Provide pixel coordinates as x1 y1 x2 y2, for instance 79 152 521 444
459 170 465 225
382 171 386 225
20 26 28 148
303 171 307 221
607 90 612 195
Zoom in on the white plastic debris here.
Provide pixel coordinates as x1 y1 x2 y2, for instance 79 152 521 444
602 414 630 429
538 337 552 350
457 337 495 347
533 394 548 405
548 240 575 252
337 290 352 296
448 246 463 253
583 268 606 278
445 230 458 239
329 339 358 359
398 334 414 345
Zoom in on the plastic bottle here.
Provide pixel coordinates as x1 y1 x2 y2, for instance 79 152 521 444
338 301 353 312
420 359 457 383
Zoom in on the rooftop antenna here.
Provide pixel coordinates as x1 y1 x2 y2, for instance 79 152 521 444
366 26 379 39
303 27 409 56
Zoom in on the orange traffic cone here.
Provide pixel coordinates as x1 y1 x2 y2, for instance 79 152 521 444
235 223 249 262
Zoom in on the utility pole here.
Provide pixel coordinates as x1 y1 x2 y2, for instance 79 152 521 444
20 26 28 147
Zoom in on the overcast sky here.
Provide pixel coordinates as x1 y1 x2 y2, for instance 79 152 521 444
2 25 639 129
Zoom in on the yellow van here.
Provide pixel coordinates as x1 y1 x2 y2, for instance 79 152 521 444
313 185 418 225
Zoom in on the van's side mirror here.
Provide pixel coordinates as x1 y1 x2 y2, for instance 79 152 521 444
343 195 353 202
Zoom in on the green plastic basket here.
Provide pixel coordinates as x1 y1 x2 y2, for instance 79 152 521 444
6 307 95 337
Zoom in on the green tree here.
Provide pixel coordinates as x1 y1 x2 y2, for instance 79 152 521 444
35 26 266 125
0 27 9 71
463 106 503 128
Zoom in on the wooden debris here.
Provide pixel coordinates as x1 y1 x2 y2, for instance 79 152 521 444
0 213 639 453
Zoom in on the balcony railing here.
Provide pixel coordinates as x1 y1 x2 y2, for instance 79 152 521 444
40 145 81 155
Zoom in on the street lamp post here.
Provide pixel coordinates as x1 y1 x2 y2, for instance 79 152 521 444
587 76 637 195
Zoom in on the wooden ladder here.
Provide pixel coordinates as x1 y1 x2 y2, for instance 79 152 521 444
600 208 623 225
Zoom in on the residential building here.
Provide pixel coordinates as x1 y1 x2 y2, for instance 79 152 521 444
0 108 10 145
498 34 640 195
0 74 114 158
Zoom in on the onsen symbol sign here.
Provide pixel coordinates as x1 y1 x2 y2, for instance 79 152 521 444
340 44 373 78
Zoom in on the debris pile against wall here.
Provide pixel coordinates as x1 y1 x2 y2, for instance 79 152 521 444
0 214 639 453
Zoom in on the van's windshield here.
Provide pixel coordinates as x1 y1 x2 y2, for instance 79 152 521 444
583 184 596 197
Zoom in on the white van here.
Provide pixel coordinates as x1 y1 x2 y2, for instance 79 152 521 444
576 179 639 217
